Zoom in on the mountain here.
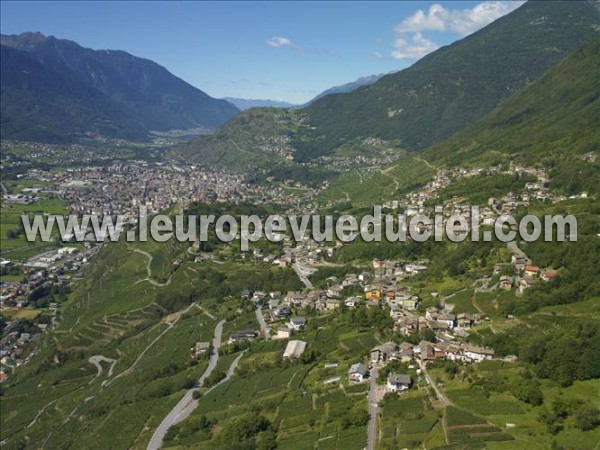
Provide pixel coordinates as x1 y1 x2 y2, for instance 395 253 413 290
0 32 239 142
423 34 600 196
177 0 600 168
303 0 600 157
224 97 297 110
303 73 384 105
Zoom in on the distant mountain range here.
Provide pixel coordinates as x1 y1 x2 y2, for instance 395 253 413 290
177 0 600 168
224 74 385 110
0 32 239 142
223 98 297 110
303 73 385 106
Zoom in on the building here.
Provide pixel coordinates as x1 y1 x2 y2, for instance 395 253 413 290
229 330 258 343
283 340 307 359
524 265 540 278
276 327 292 339
386 373 412 392
541 270 557 281
348 363 369 383
289 316 307 331
463 344 495 362
190 342 210 359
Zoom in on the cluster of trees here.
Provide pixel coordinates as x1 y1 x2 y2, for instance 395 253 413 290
27 282 71 308
341 306 393 332
539 397 600 434
217 414 274 450
520 323 600 387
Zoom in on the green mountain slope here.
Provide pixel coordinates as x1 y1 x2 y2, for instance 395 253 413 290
178 0 600 168
303 0 600 158
423 34 600 195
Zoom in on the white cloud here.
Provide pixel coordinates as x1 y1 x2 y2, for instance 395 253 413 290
391 32 439 60
266 36 295 48
372 51 384 59
396 1 525 37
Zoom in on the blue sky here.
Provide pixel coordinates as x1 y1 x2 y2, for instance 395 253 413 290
0 1 523 103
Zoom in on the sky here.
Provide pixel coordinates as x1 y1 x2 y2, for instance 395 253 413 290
0 1 524 103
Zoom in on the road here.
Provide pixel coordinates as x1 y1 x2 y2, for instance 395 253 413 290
147 319 225 450
419 360 452 407
292 263 313 289
506 240 530 262
255 306 270 339
105 303 197 388
88 355 116 384
366 368 379 450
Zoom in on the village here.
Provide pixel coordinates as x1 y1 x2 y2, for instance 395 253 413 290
0 156 578 385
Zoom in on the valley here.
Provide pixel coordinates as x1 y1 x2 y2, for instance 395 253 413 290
1 1 600 449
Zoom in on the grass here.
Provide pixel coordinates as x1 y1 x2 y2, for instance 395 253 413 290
444 289 479 315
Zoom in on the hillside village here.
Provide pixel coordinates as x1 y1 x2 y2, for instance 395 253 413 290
0 154 582 383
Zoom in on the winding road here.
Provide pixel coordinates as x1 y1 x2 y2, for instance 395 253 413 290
147 319 226 450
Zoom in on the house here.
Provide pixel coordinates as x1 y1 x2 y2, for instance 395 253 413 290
285 291 305 305
524 265 540 278
327 285 343 298
456 313 474 329
268 298 280 310
190 342 210 359
344 296 360 308
419 341 436 362
348 363 369 383
518 278 533 294
512 256 529 270
229 330 258 343
274 304 291 318
276 327 292 339
386 373 412 392
541 270 557 281
283 340 307 359
463 344 494 362
370 341 399 364
499 276 512 290
289 316 307 331
326 299 340 310
364 288 381 301
437 313 455 329
398 295 419 310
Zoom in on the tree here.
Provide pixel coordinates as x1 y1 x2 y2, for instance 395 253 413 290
513 379 543 406
574 404 600 431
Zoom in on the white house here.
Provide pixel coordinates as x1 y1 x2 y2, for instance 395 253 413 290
348 363 369 383
386 373 412 392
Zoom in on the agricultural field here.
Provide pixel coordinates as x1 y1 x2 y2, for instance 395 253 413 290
379 393 441 449
0 237 306 450
318 153 435 207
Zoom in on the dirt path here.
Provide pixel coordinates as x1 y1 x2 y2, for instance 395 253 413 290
104 302 196 387
88 355 117 384
131 248 175 287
